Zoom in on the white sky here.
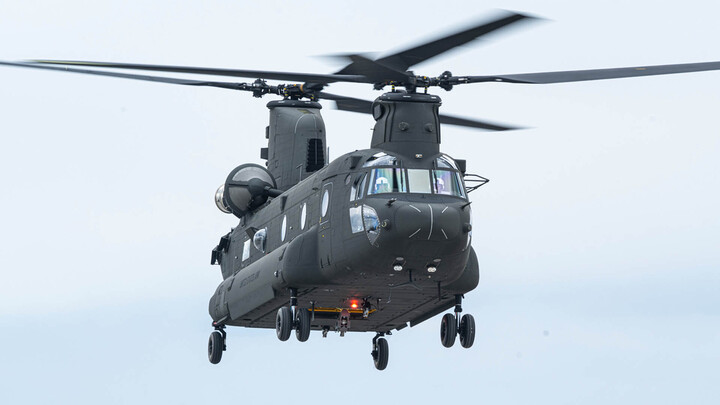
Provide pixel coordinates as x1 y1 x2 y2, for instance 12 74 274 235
0 1 718 404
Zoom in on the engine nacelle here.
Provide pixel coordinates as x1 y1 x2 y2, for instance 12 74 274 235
216 163 280 218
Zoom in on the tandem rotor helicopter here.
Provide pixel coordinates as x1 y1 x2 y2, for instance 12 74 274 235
4 11 720 371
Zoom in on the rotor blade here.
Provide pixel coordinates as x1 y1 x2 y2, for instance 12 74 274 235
333 54 410 82
454 61 720 84
323 91 520 131
438 114 520 131
375 11 536 71
319 92 374 114
0 60 253 91
29 59 369 84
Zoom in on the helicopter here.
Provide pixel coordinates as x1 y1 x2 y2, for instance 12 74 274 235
3 10 720 372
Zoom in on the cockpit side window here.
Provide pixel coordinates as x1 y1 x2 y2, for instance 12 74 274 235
432 170 466 198
367 168 407 195
356 173 367 200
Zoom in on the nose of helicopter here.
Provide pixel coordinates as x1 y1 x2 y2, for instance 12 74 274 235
392 201 466 241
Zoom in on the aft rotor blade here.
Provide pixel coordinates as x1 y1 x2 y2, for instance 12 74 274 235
375 11 536 71
454 61 720 84
29 59 369 84
0 60 254 91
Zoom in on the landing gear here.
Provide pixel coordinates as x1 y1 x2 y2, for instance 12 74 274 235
295 308 311 342
276 306 293 341
208 323 226 364
278 288 313 342
371 333 389 370
440 294 476 349
440 313 457 347
459 314 475 348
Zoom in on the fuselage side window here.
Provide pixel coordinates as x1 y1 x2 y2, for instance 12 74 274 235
242 239 251 261
300 203 307 230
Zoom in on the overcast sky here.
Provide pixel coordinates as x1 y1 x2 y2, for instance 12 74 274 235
1 1 718 404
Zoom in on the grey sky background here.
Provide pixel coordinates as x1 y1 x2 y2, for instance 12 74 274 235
1 1 718 403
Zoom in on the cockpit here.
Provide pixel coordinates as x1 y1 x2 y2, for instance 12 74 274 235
350 152 467 200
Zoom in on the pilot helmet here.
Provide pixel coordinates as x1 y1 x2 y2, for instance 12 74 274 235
375 176 390 192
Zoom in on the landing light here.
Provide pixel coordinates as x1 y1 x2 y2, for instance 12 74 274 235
427 266 437 273
393 264 403 272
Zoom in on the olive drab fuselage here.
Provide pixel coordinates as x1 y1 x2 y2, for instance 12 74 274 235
209 93 480 333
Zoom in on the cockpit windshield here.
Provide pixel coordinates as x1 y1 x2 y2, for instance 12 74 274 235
366 168 466 198
367 168 407 194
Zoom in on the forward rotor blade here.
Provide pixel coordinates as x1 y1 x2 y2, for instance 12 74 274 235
455 61 720 84
333 54 410 82
438 114 520 131
324 91 520 131
319 92 374 114
29 59 369 84
375 11 536 71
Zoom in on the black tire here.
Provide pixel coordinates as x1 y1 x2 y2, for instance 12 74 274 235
295 308 311 342
373 337 389 371
459 314 476 348
276 306 293 341
440 313 457 348
208 331 224 364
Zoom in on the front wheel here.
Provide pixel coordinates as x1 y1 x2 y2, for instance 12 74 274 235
459 314 475 348
276 306 293 341
296 309 311 342
373 337 389 370
208 331 224 364
440 313 456 348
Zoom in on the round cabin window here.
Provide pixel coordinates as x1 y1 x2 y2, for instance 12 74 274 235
321 189 330 217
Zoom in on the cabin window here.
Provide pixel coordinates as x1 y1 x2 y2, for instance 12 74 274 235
368 168 407 195
253 228 267 253
407 169 432 193
321 187 330 217
349 206 363 233
300 203 307 230
281 215 287 242
432 170 466 198
242 239 251 261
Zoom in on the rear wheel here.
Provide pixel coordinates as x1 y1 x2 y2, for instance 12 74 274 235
276 306 292 341
208 331 224 364
373 337 389 370
440 313 456 348
295 308 311 342
459 314 476 348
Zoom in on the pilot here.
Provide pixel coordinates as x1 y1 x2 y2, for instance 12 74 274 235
374 176 390 193
435 177 446 194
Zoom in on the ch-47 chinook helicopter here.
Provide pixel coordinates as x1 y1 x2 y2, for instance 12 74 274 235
4 10 720 371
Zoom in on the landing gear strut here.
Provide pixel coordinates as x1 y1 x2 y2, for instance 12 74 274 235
440 294 475 349
208 323 227 364
371 333 390 370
